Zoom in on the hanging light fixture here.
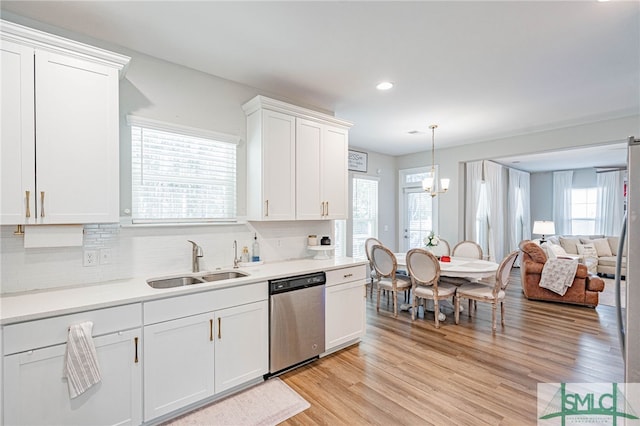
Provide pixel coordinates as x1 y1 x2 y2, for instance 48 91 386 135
422 124 450 197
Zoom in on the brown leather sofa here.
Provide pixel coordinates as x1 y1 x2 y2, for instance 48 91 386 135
519 240 605 307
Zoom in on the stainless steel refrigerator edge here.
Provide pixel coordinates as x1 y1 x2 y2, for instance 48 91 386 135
619 136 640 382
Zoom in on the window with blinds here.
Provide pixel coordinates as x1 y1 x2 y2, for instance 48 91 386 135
352 177 379 259
129 116 238 223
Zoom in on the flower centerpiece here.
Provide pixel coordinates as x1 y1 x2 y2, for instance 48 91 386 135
424 231 439 248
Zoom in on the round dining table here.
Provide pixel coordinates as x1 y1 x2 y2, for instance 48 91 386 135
394 253 499 281
393 253 500 319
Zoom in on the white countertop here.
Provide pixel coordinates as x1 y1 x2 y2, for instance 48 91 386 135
0 257 368 325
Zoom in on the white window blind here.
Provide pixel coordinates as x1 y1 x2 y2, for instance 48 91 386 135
129 116 238 223
352 177 379 259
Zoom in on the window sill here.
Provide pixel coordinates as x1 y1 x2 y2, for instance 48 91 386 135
119 217 247 228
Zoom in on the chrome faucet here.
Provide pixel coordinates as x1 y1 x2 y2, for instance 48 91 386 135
233 240 239 269
187 240 203 272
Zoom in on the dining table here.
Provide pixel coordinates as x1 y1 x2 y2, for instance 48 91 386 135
394 253 499 281
393 253 500 319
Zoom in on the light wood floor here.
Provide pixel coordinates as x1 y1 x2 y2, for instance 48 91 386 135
280 271 624 425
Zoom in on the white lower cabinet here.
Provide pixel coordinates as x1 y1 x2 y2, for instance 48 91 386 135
143 313 215 421
214 301 268 393
142 283 269 422
325 265 367 353
2 305 142 426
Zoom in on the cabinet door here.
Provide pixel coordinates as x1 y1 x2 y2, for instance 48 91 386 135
296 118 323 219
325 280 366 352
35 50 119 223
322 125 349 220
214 300 268 393
143 313 214 421
0 40 35 225
3 329 142 426
261 110 295 220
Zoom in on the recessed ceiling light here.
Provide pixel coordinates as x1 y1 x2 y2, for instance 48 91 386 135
376 81 394 91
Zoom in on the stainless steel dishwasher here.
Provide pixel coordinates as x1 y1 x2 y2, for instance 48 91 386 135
269 271 326 375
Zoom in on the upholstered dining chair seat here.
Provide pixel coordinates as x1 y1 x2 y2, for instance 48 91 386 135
413 282 456 298
378 275 412 291
455 282 505 300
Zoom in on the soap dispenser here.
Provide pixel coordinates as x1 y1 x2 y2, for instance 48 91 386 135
252 233 260 262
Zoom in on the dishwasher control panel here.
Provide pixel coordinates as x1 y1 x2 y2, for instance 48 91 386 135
269 272 326 294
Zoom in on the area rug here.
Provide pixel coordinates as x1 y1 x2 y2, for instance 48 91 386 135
163 378 310 426
598 277 626 308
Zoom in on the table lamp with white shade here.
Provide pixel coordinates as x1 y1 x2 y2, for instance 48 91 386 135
532 221 555 243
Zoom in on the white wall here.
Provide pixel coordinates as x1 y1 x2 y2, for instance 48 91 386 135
397 115 640 245
530 172 553 223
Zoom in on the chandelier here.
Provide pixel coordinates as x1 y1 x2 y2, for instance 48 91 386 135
422 124 450 197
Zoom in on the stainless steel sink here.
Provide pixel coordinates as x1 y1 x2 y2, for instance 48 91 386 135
200 271 249 282
147 276 205 288
147 270 249 288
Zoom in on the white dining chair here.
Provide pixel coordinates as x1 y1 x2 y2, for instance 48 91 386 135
454 250 519 332
364 237 383 298
371 244 412 318
406 248 456 328
452 240 483 259
428 238 451 258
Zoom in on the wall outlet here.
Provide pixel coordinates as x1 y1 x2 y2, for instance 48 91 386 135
99 248 112 265
83 250 98 267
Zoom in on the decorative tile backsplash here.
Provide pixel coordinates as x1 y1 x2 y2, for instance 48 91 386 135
0 221 332 294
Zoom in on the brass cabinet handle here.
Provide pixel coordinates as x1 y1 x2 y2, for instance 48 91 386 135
134 337 139 363
326 201 329 217
209 319 213 341
321 202 325 216
344 273 353 278
265 200 269 217
40 191 45 218
218 317 221 339
25 190 31 218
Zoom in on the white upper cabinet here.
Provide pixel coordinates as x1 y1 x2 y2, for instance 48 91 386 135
0 20 129 225
243 95 352 221
245 108 296 221
1 40 35 224
296 118 349 220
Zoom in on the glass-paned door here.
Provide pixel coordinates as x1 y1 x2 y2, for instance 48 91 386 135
399 167 438 252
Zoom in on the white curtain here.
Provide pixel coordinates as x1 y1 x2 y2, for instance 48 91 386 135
484 161 507 262
508 168 531 252
464 161 484 242
553 171 574 235
596 170 625 236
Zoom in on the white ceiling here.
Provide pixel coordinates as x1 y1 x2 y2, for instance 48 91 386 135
1 1 638 166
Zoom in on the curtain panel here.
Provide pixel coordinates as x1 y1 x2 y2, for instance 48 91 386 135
508 168 531 253
596 170 625 236
484 161 507 262
464 161 484 242
553 171 574 235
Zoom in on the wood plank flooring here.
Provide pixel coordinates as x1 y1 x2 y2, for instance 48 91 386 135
280 271 624 425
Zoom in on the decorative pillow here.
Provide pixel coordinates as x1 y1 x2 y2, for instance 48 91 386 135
608 236 627 256
548 243 568 257
581 238 613 257
541 243 556 260
559 237 581 255
577 243 598 274
576 243 597 257
547 236 560 245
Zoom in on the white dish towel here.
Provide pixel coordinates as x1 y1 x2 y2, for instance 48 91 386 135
64 321 102 399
